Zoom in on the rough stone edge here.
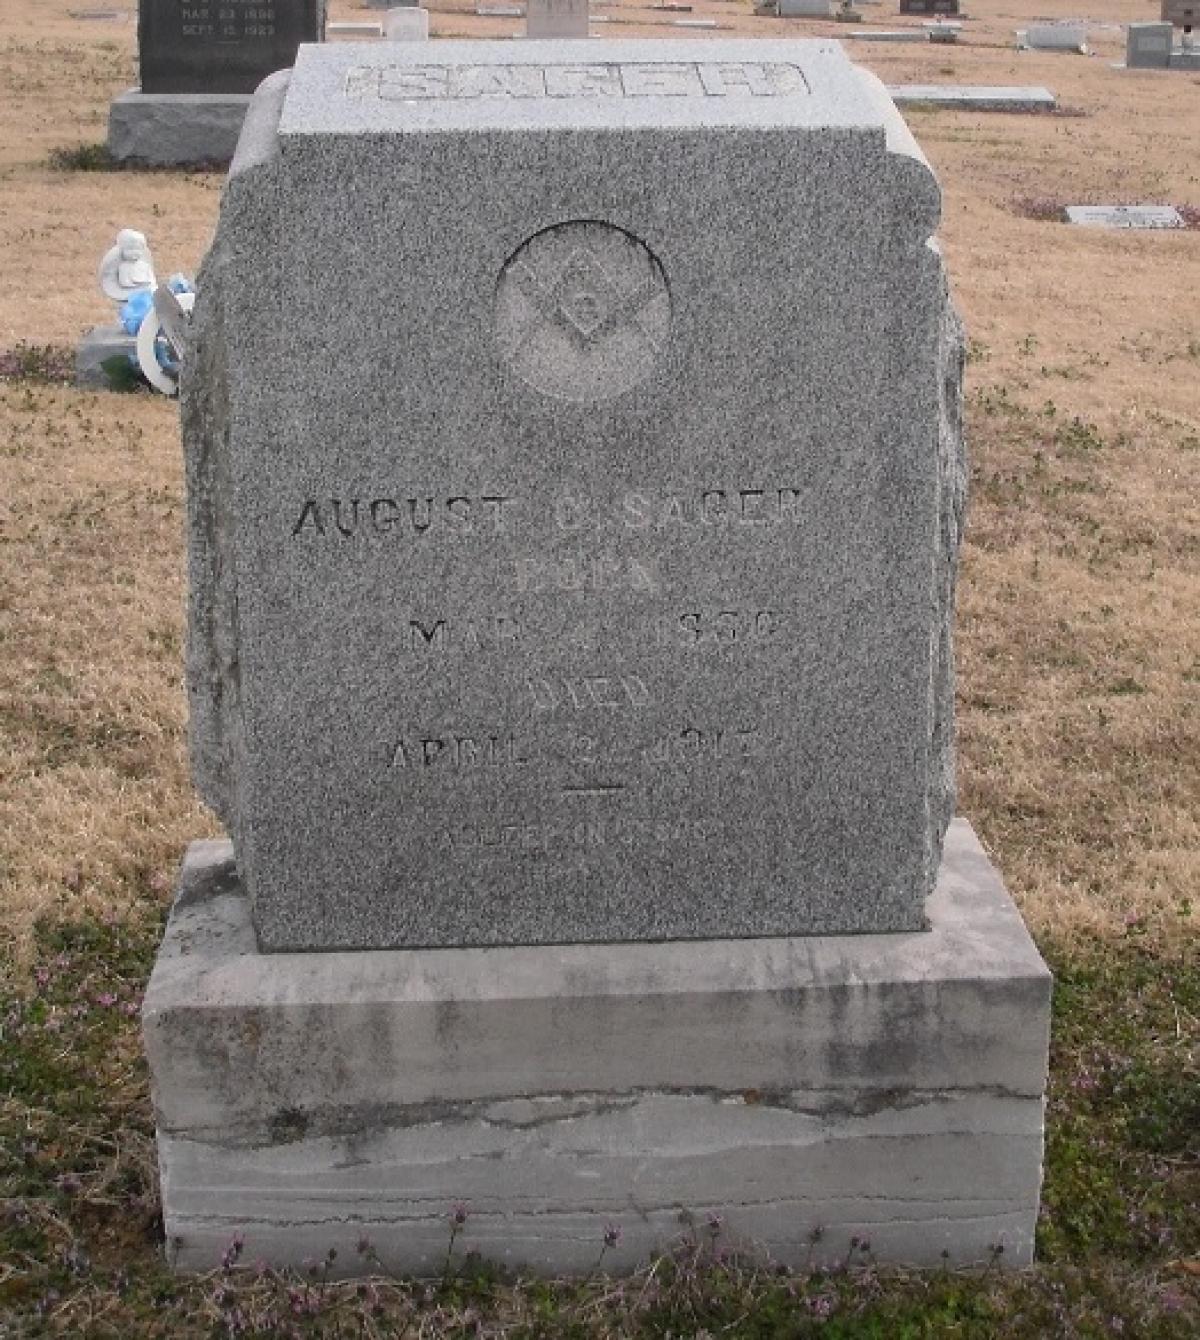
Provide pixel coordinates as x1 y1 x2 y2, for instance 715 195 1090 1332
180 71 290 828
854 66 965 902
930 273 967 882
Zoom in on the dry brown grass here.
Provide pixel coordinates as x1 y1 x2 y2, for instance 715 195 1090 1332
0 382 216 964
1 0 1198 970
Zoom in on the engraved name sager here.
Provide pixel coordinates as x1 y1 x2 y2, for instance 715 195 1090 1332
495 221 671 403
344 61 810 103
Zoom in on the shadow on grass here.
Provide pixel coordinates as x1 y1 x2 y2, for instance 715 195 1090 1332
47 142 228 174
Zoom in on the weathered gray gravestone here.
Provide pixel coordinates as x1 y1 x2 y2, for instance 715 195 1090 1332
187 43 960 952
1127 22 1173 68
108 1 326 164
147 37 1051 1276
526 0 589 38
778 0 833 15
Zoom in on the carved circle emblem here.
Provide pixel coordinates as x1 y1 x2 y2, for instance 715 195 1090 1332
494 220 671 404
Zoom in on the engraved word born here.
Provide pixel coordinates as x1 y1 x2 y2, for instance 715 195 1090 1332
345 62 810 103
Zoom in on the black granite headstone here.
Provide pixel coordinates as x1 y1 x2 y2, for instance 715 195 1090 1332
139 0 325 95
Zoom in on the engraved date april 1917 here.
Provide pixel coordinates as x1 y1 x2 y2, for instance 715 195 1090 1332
387 720 767 773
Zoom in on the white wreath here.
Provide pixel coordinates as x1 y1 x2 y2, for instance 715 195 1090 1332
136 290 195 397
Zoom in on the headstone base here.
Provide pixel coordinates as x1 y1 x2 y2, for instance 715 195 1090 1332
76 324 136 387
107 89 252 166
146 820 1049 1276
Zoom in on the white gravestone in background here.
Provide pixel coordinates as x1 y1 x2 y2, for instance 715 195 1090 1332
526 0 588 38
384 6 430 39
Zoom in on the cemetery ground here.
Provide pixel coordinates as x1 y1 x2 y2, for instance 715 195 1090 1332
1 0 1198 1334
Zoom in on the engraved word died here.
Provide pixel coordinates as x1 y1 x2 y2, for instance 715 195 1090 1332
494 221 671 404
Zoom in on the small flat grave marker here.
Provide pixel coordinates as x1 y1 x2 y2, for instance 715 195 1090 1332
329 21 384 36
850 30 926 41
889 84 1056 110
1066 204 1184 229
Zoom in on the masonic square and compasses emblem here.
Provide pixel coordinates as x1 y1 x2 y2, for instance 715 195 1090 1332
494 220 671 404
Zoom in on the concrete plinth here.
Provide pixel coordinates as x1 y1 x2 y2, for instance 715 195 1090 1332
107 89 252 166
145 820 1051 1275
76 324 136 387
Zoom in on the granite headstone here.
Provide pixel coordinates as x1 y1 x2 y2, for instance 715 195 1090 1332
1161 0 1197 24
184 39 966 951
1126 21 1173 67
778 0 834 15
899 0 959 15
139 0 326 94
150 38 1051 1276
525 0 589 38
383 6 429 39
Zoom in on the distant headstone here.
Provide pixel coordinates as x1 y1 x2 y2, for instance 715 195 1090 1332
146 35 1050 1280
1018 23 1086 53
890 84 1056 110
526 0 588 37
1161 0 1197 24
900 0 958 14
110 2 326 163
328 21 383 37
849 28 925 40
138 0 326 94
1066 204 1184 229
384 6 429 39
1127 21 1173 68
778 0 833 14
